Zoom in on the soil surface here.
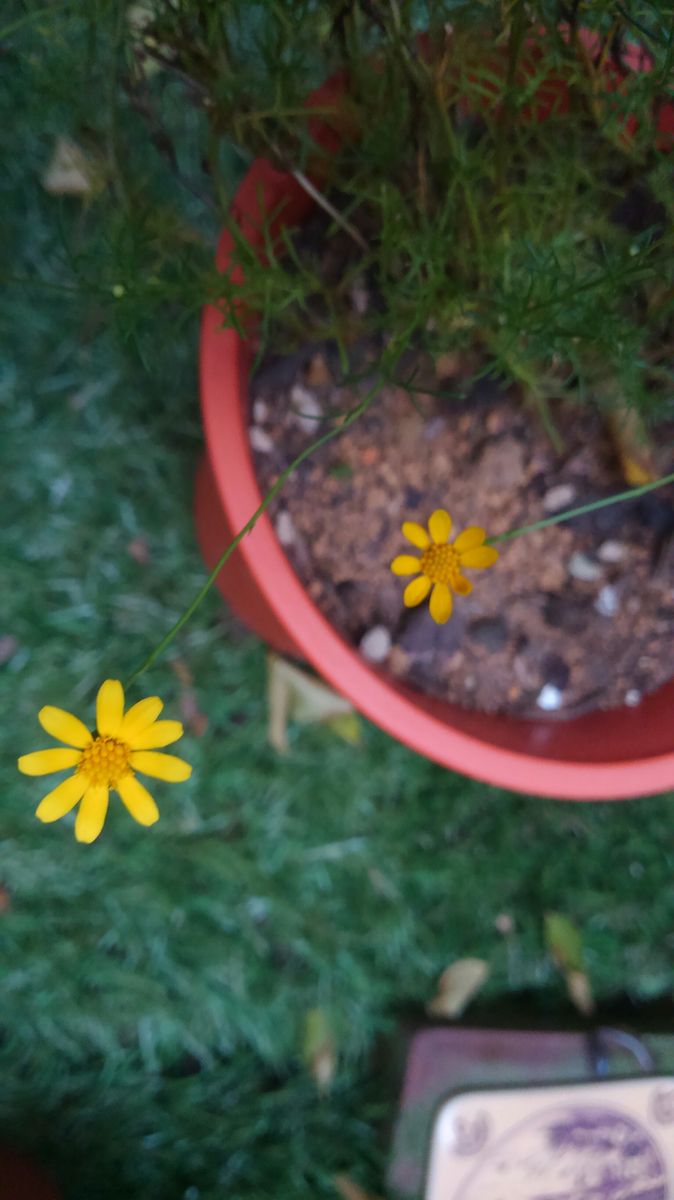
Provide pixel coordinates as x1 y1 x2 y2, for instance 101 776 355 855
249 347 674 718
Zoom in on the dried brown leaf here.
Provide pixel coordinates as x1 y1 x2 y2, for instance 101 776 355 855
544 912 594 1016
334 1175 383 1200
127 537 150 565
0 635 18 665
267 654 359 753
427 958 489 1019
168 657 207 735
170 657 193 688
607 404 658 486
179 690 208 738
42 137 97 197
567 968 595 1017
302 1008 336 1094
544 912 584 972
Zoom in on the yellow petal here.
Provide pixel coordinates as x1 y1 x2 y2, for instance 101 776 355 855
402 521 430 550
117 774 160 826
130 751 192 782
120 696 164 740
459 545 499 569
38 705 92 749
453 526 486 554
96 679 124 737
36 773 88 823
17 748 82 776
127 720 183 751
391 555 421 576
429 582 453 624
452 574 473 596
75 784 109 843
403 576 432 607
428 509 452 544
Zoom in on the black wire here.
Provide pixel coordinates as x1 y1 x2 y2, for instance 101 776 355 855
587 1026 657 1078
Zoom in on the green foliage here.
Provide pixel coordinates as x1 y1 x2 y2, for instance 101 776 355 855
7 1 674 422
117 0 674 418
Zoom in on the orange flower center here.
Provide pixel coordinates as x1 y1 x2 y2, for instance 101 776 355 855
77 736 130 786
420 543 462 586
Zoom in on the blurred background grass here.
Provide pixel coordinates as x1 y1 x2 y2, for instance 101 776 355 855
1 5 674 1199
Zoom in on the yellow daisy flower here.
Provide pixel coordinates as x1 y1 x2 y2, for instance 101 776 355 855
17 679 191 843
391 508 499 624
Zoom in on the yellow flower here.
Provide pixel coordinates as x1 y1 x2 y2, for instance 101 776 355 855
391 508 499 624
17 679 191 843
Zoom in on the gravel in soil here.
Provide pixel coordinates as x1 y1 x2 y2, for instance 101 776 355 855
249 345 674 717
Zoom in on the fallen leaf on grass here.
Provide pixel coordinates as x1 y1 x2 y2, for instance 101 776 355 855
607 404 658 486
169 657 208 736
324 710 361 745
427 958 490 1019
170 657 193 688
302 1008 336 1094
179 690 208 738
334 1175 383 1200
267 654 360 753
42 137 100 197
567 969 595 1017
544 912 583 970
0 635 18 665
127 537 150 565
544 912 595 1016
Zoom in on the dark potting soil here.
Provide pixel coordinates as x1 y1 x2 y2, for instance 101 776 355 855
248 342 674 718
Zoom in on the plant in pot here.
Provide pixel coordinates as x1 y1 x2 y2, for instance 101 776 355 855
129 0 674 799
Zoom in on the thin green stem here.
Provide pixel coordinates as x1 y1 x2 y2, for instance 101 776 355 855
124 387 377 687
490 470 674 546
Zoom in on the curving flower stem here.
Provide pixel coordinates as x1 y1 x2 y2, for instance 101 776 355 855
126 436 673 687
489 470 674 545
124 388 376 687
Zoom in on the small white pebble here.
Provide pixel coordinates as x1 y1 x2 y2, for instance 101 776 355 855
290 384 322 433
598 540 627 564
537 684 563 712
568 552 602 582
359 625 392 663
543 484 576 513
595 585 619 617
275 510 296 546
253 398 269 423
249 426 274 454
624 689 641 707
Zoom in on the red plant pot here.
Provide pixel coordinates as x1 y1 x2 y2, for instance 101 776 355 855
196 50 674 801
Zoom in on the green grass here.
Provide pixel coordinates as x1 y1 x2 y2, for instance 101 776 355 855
1 8 674 1200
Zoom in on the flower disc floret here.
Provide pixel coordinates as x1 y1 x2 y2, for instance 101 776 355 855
77 736 130 787
419 544 462 587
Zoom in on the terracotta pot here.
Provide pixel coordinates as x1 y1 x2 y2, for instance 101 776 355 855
196 51 674 801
